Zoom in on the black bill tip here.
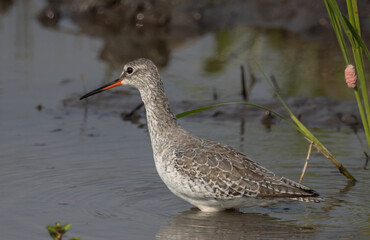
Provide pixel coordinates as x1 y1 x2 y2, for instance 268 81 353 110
79 79 121 100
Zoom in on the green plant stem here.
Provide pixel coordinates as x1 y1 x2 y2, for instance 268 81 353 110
346 0 370 152
325 0 350 62
326 0 370 60
177 102 296 129
354 87 370 149
346 0 361 37
311 141 355 181
257 62 356 181
353 52 370 131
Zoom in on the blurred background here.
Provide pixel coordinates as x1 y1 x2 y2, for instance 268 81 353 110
0 0 369 239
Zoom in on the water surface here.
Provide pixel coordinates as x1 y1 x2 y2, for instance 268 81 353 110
0 1 369 239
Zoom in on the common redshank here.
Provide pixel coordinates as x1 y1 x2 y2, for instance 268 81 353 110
80 58 320 212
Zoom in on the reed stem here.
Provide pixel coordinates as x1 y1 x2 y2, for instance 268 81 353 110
299 141 313 184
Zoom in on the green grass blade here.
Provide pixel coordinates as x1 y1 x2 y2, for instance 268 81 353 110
354 87 370 151
341 0 370 145
257 63 312 137
327 0 370 60
176 102 299 129
346 0 361 36
341 15 370 59
258 62 356 181
325 0 370 155
324 0 350 63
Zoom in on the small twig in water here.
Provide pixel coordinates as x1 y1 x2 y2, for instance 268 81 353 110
240 65 248 101
122 102 144 122
270 74 280 94
246 63 257 93
213 87 218 101
80 73 88 135
129 102 144 116
299 140 313 184
240 118 245 141
364 152 369 170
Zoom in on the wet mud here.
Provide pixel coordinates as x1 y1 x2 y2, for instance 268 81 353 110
37 0 366 132
64 90 360 131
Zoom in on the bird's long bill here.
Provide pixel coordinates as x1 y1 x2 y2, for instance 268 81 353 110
80 79 122 100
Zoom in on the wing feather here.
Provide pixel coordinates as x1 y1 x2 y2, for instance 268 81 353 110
171 138 319 201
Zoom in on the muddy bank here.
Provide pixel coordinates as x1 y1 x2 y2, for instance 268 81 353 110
35 0 364 131
64 89 360 131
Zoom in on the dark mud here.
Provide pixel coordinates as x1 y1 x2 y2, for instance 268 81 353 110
65 89 360 131
41 0 366 131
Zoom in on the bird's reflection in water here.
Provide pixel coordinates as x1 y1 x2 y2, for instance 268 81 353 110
157 208 317 240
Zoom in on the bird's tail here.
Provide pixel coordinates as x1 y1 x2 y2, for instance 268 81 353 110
289 188 322 203
290 196 322 203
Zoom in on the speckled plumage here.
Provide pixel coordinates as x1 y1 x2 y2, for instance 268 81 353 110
83 58 320 212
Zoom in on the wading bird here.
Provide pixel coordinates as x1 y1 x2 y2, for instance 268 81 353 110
80 58 320 212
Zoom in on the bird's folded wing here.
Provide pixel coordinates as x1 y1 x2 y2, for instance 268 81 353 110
172 139 319 200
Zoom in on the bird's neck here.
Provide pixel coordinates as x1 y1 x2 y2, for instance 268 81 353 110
139 84 179 155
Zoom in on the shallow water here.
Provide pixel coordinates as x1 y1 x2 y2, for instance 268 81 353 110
0 1 369 239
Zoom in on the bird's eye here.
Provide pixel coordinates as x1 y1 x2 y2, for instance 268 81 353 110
127 67 133 74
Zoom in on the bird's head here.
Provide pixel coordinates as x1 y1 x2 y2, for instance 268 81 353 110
80 58 160 100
